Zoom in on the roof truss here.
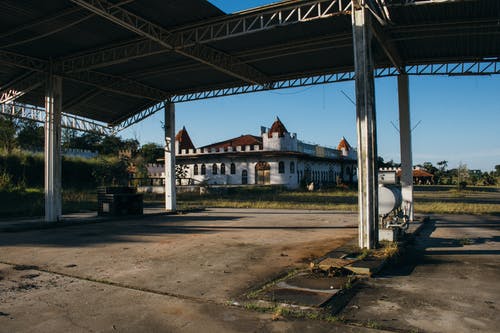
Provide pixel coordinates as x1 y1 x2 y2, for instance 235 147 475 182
69 0 270 85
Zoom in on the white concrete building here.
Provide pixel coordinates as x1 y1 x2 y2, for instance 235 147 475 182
169 118 357 189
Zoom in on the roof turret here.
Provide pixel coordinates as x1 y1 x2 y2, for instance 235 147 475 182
337 137 351 151
175 126 195 151
268 117 288 138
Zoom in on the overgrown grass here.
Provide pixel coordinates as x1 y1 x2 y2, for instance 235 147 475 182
0 188 96 218
176 186 358 211
414 202 500 215
1 185 498 218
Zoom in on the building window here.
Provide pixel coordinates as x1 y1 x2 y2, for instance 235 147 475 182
242 170 248 184
221 163 226 175
194 164 198 175
230 163 236 174
278 161 285 174
290 161 295 174
212 163 218 175
201 164 206 175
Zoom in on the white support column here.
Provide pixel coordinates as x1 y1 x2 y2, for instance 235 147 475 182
44 75 62 222
164 101 176 211
352 3 379 249
398 74 414 221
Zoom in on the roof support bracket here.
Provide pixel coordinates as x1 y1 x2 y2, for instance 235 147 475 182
370 19 404 73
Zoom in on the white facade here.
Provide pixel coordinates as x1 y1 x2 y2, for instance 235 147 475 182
170 119 357 189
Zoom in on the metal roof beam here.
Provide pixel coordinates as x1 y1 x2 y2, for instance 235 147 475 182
0 50 48 71
111 60 500 131
370 20 404 73
0 103 111 135
62 88 102 111
173 0 352 45
0 71 45 104
385 0 478 7
61 38 165 72
69 0 270 86
0 50 168 101
56 0 351 74
64 70 167 101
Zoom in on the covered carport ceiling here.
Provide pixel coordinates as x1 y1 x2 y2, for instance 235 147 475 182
1 0 499 126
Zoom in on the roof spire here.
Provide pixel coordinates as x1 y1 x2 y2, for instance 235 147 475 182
175 126 195 150
268 117 288 138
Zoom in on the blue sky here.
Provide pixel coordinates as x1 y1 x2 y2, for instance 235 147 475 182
121 1 500 172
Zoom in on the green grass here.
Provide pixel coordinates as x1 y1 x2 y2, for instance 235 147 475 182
0 188 96 218
1 184 499 218
176 186 358 212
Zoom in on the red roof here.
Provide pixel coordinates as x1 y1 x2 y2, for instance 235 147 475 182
268 117 288 138
337 137 351 150
396 169 434 178
201 134 262 150
175 126 195 151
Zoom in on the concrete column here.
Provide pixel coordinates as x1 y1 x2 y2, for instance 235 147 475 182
44 75 62 222
164 101 176 211
352 4 378 249
398 74 414 221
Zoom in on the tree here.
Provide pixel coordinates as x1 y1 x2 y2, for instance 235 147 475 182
481 172 496 186
377 157 399 168
436 160 449 185
62 128 79 149
122 139 139 153
495 164 500 177
91 156 128 186
99 135 123 156
457 162 469 190
17 120 44 151
66 132 102 151
139 143 163 164
423 162 438 174
176 164 189 185
0 115 19 153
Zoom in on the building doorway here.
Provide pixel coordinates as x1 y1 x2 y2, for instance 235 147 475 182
242 170 248 184
255 161 271 185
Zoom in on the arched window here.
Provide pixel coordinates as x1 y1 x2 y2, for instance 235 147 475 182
221 163 226 175
194 164 198 175
290 161 295 174
201 164 206 175
212 163 218 175
230 163 236 174
278 161 285 174
242 170 248 184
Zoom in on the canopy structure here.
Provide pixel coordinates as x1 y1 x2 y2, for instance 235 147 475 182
1 0 499 248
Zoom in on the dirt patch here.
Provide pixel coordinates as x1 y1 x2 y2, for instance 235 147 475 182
11 282 38 291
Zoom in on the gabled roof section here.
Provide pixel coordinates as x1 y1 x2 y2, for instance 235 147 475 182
175 126 195 151
201 134 262 150
337 137 351 151
268 117 288 138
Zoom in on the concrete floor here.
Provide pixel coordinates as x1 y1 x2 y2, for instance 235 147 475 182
0 209 498 332
341 214 500 333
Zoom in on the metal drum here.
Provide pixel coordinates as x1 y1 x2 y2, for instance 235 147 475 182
378 185 402 216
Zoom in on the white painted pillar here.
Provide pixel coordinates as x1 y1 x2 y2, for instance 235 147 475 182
44 75 62 222
398 74 414 221
164 101 176 211
352 4 378 249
